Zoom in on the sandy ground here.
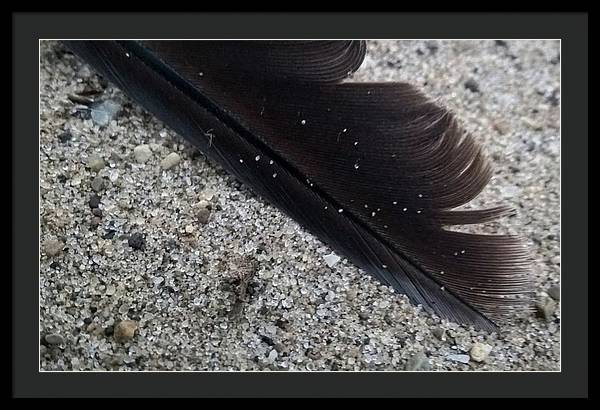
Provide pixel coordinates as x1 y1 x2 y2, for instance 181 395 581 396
39 40 560 371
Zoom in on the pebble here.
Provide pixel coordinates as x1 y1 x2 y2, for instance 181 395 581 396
44 333 64 345
493 120 510 135
432 327 446 340
521 116 543 130
197 201 211 224
161 152 181 170
92 208 103 217
323 252 341 267
90 176 104 192
86 155 105 172
267 349 278 361
88 195 101 209
536 297 557 321
547 285 560 301
405 351 429 371
58 130 72 143
90 100 121 126
128 233 145 250
446 354 471 364
113 320 138 342
43 238 63 257
464 78 480 93
185 224 195 234
133 144 153 163
470 342 493 362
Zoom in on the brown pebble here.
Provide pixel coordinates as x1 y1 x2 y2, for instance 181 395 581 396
43 238 64 257
113 320 138 342
197 205 211 224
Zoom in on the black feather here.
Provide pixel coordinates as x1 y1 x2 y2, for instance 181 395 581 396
64 40 533 331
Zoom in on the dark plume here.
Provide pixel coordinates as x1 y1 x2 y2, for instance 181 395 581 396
64 40 533 331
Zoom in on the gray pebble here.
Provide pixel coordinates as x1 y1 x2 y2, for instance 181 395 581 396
43 238 63 257
161 152 181 170
536 297 557 321
197 203 211 224
446 354 470 364
548 285 560 301
323 253 341 267
470 343 493 362
86 155 105 172
133 144 153 163
90 100 120 126
405 351 429 371
90 176 104 192
464 78 480 93
432 327 446 340
88 195 101 209
128 233 145 250
44 333 64 345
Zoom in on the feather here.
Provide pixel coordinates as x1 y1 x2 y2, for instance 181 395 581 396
63 40 533 331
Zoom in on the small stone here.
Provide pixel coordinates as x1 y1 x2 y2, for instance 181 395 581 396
90 176 104 192
128 233 145 250
548 285 560 301
185 224 195 234
536 297 556 321
43 238 63 257
493 121 510 135
470 342 493 362
40 345 47 356
105 284 116 296
161 152 181 170
432 327 446 340
44 333 64 345
405 351 429 371
521 116 543 131
464 79 480 93
113 320 138 343
90 100 121 126
197 202 211 224
494 40 508 48
267 349 278 361
133 144 153 163
104 325 114 337
446 354 470 364
323 252 341 267
92 208 103 217
86 155 105 172
88 195 101 209
58 130 72 143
